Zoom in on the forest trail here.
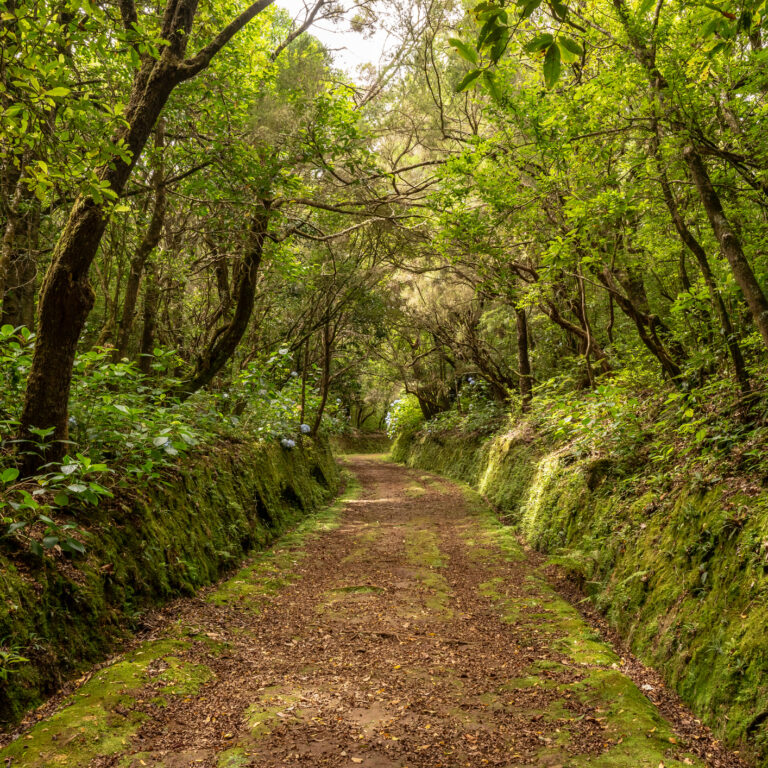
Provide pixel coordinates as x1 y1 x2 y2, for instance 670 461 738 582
0 457 744 768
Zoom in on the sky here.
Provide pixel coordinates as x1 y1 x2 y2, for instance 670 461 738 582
274 0 396 75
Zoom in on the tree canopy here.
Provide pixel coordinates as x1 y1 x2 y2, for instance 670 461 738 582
2 0 768 539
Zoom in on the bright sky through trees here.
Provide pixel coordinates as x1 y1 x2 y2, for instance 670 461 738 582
275 0 394 73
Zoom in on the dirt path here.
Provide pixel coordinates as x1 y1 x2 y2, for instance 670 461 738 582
0 456 748 768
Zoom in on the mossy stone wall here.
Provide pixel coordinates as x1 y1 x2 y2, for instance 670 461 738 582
0 438 338 726
393 430 768 764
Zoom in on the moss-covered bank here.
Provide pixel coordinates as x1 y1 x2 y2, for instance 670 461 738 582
330 431 391 454
393 429 768 764
0 437 338 728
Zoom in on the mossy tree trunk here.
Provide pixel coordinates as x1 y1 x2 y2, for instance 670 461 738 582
17 0 275 469
176 205 270 399
114 122 167 361
515 307 532 410
652 133 750 396
612 0 768 357
138 260 159 375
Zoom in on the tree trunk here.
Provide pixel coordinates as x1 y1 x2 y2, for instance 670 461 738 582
311 321 333 436
597 267 684 381
18 0 276 468
683 146 768 352
176 205 270 399
299 336 310 425
19 54 184 465
115 122 166 360
515 307 532 411
612 0 768 356
138 261 159 374
540 298 612 373
1 200 38 330
654 141 750 394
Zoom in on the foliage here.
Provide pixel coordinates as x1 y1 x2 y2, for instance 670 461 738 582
385 395 425 438
0 327 340 559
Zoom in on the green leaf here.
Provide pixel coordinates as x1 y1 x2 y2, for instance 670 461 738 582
42 535 59 549
62 538 86 555
557 37 582 63
477 15 501 47
67 483 88 494
6 521 27 535
543 43 562 88
53 492 70 506
448 38 479 65
551 1 568 18
491 30 509 62
44 87 71 98
1 468 19 484
701 17 719 36
524 33 554 53
519 0 542 18
637 0 654 14
706 40 729 56
483 70 502 101
457 69 483 92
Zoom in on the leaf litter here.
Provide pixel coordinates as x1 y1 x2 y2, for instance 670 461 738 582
0 457 751 768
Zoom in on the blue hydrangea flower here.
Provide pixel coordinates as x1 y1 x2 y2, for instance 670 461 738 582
300 424 311 434
280 438 296 449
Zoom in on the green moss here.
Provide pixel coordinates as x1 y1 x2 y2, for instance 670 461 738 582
331 433 392 455
153 655 214 698
0 438 339 729
395 430 768 762
0 637 205 767
217 747 251 767
402 524 453 619
403 525 447 569
565 669 703 767
0 466 360 765
246 688 303 737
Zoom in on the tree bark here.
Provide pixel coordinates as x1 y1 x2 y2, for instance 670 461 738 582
1 199 38 330
612 0 768 356
539 299 612 373
18 0 275 468
683 146 768 352
114 122 166 360
597 267 684 381
653 141 750 394
138 260 159 374
176 205 270 399
515 307 532 410
311 321 333 436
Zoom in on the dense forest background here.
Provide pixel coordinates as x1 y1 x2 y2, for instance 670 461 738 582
1 0 768 556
